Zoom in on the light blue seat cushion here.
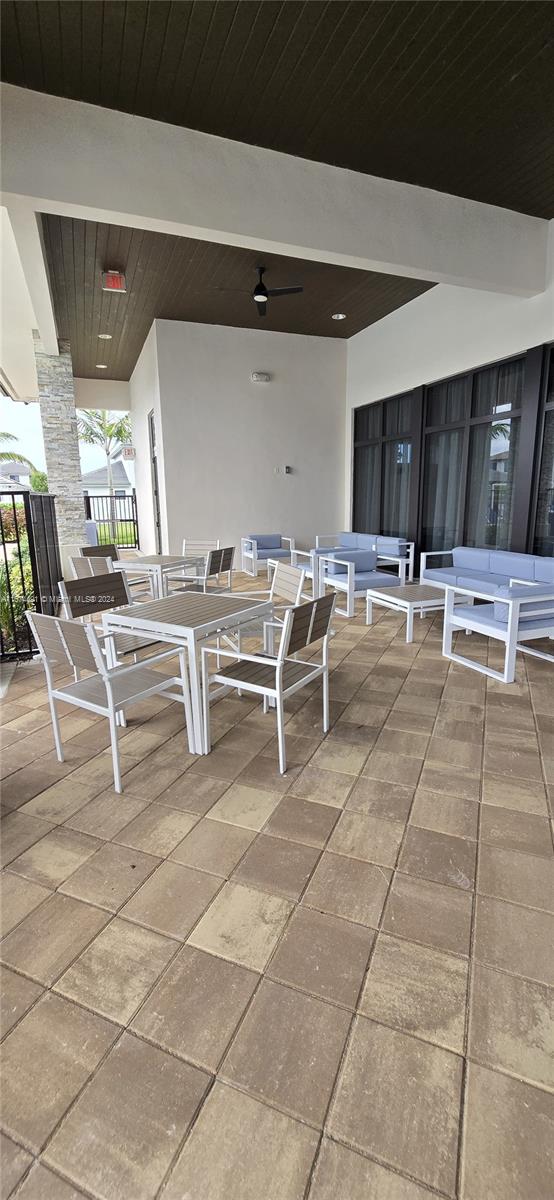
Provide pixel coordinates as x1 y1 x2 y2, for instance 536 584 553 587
256 547 290 560
337 532 359 548
248 534 283 549
423 566 459 584
356 571 401 589
456 602 554 633
456 572 511 593
325 550 377 575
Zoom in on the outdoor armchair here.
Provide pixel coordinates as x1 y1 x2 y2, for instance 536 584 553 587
442 581 554 683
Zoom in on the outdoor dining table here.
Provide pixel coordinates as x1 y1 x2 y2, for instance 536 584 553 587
114 553 205 599
102 590 273 755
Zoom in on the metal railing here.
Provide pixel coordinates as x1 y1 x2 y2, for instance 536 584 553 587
84 489 139 548
0 490 62 661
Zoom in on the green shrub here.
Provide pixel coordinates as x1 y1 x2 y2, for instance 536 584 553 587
0 535 35 653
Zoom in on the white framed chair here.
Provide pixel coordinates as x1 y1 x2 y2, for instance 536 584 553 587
442 581 554 683
81 543 150 596
290 548 321 598
26 612 191 793
232 560 308 653
319 551 405 618
167 539 220 589
241 535 295 576
70 554 115 579
201 594 336 773
175 546 235 593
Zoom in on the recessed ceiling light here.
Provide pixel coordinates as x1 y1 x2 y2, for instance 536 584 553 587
332 312 347 321
96 364 108 369
97 333 112 340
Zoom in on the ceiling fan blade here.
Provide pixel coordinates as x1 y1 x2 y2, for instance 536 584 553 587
267 286 303 297
255 300 267 317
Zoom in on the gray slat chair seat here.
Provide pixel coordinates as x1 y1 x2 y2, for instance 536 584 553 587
217 657 315 690
58 664 173 708
59 571 158 659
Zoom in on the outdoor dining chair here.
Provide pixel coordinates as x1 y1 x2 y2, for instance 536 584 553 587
167 539 221 589
59 571 159 663
26 612 191 793
201 594 336 773
231 560 308 653
81 543 150 596
173 547 235 593
70 554 115 579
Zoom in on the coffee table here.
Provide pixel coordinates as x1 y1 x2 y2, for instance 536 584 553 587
365 583 446 643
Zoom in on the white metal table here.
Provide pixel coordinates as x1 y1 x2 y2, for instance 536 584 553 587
115 554 204 599
102 591 272 754
365 583 446 643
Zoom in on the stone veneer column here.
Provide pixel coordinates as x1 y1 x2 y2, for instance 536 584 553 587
34 335 86 549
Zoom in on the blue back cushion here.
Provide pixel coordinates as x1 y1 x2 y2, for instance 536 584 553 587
534 557 554 583
326 549 377 575
490 551 534 580
493 584 554 621
338 532 359 548
452 547 490 570
355 533 377 551
248 534 282 549
376 537 404 555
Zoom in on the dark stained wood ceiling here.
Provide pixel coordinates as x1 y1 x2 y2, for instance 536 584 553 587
40 214 434 379
3 1 553 218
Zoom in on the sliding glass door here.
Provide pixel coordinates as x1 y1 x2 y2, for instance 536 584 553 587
421 428 464 550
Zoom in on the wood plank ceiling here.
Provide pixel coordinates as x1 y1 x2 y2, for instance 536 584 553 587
2 1 553 219
40 214 434 379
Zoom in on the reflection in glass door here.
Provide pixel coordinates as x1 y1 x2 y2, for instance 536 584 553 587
465 419 520 548
534 410 554 555
382 439 412 536
353 443 380 532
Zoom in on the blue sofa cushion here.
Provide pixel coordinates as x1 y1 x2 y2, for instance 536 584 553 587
490 551 535 581
456 572 510 593
423 566 459 584
256 547 290 560
452 547 490 570
325 550 377 575
534 557 554 584
376 537 405 555
355 533 377 551
248 534 282 549
355 571 401 589
337 532 359 548
493 584 554 622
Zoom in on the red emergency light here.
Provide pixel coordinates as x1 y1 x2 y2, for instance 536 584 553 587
101 270 127 293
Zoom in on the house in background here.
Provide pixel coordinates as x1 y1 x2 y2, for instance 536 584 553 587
81 461 132 497
0 459 31 487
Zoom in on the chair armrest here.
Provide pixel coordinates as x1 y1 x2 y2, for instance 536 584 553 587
201 645 277 667
509 577 536 587
281 537 295 551
420 549 454 575
292 549 314 565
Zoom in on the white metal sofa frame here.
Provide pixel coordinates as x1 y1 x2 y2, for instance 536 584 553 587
241 536 295 577
442 581 554 683
290 549 321 598
26 611 191 793
202 594 336 773
318 553 406 618
316 533 415 583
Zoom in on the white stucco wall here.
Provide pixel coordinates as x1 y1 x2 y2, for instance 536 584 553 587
129 326 166 554
74 378 131 411
130 320 346 554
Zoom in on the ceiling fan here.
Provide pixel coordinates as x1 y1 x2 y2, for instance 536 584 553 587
251 266 303 317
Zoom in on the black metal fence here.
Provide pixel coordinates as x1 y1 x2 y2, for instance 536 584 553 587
84 490 139 548
0 490 62 661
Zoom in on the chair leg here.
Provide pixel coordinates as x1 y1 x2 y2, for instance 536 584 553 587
48 693 64 762
108 705 122 793
276 693 287 773
179 650 194 749
201 655 211 755
322 669 330 733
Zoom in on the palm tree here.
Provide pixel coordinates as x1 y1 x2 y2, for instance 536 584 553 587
0 431 35 469
77 410 132 542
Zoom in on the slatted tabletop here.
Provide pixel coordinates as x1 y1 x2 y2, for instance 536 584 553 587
117 554 201 568
105 591 270 634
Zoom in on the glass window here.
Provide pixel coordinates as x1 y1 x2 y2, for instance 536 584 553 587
533 409 554 556
382 439 411 536
354 404 381 443
421 428 465 551
426 376 470 427
465 418 520 548
472 359 524 417
384 394 411 436
353 443 380 532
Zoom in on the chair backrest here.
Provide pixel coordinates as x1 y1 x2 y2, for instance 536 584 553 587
81 543 119 562
270 562 306 605
205 548 224 577
182 539 220 555
26 611 70 669
59 571 131 619
70 555 114 579
280 594 335 657
56 616 105 674
219 546 234 573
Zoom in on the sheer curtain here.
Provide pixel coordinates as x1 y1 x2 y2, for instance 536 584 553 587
382 440 411 536
422 429 464 550
466 420 519 548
